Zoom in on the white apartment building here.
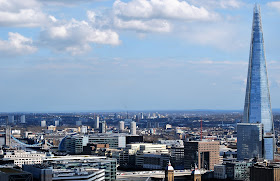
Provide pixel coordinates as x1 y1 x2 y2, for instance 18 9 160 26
3 150 45 167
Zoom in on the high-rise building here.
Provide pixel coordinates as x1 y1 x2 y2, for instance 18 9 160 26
41 120 46 127
99 121 106 133
5 126 11 147
54 120 59 127
95 116 100 129
119 121 124 132
130 121 136 135
237 123 263 160
8 115 14 124
20 115 26 124
241 4 275 160
184 141 220 170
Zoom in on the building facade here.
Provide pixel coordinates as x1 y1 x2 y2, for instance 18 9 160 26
184 141 220 170
241 4 275 160
237 123 263 160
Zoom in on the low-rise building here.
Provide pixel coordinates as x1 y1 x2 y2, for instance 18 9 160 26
3 150 45 167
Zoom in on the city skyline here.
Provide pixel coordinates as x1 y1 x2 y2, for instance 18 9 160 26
1 1 280 112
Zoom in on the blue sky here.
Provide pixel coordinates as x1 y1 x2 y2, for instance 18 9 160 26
0 0 280 112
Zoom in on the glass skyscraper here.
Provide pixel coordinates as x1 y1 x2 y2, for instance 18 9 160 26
241 4 275 160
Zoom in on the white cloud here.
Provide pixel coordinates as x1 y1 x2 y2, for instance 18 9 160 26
40 18 120 55
0 32 37 56
113 0 219 21
189 0 243 9
0 0 47 27
114 18 171 32
38 0 102 6
113 0 219 32
267 1 280 11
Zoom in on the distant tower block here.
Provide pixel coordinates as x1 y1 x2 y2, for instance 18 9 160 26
119 121 124 132
165 161 174 181
55 120 59 127
5 126 11 147
95 116 100 129
20 115 26 124
8 115 14 124
130 121 136 135
76 120 82 126
41 120 46 127
99 121 106 133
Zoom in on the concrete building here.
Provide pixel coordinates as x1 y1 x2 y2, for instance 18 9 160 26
3 150 45 168
184 141 220 170
130 121 136 135
250 163 280 181
81 125 88 134
20 115 26 124
23 164 105 181
119 143 169 169
41 120 46 127
5 126 11 147
225 161 252 181
54 120 59 127
59 134 127 154
119 121 124 132
95 116 100 129
47 125 56 132
0 168 32 181
8 115 14 124
214 164 227 179
76 120 82 126
43 155 116 181
99 121 106 133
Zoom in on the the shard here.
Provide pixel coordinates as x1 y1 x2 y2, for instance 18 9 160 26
241 4 274 160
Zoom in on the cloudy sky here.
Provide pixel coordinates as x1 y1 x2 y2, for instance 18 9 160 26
0 0 280 112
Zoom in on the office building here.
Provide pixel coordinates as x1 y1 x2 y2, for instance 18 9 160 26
95 116 100 129
237 123 263 160
59 134 127 154
43 155 116 181
5 126 11 147
214 164 227 180
23 164 105 181
250 163 280 181
54 120 59 127
8 115 14 124
119 143 169 169
99 121 107 133
225 161 252 181
241 4 275 160
76 120 82 126
81 125 87 134
3 150 45 168
119 121 124 132
130 121 136 135
0 168 32 181
41 120 46 127
20 115 26 124
184 141 220 170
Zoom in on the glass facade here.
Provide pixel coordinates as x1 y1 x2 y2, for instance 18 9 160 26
237 123 263 160
242 5 274 160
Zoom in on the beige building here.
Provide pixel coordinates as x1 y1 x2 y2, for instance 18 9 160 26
184 141 220 170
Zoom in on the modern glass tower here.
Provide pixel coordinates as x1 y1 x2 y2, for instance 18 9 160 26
242 4 274 160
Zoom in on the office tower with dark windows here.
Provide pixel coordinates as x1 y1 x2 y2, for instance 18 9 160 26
239 4 275 161
237 123 263 160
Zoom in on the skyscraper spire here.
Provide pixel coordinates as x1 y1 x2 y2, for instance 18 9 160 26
241 4 274 160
